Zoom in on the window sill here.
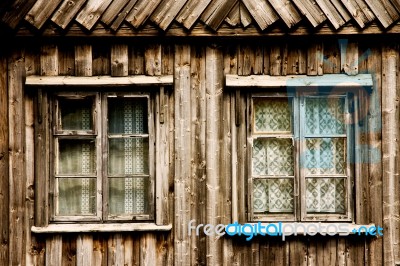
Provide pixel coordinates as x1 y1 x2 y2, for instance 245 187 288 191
31 223 172 233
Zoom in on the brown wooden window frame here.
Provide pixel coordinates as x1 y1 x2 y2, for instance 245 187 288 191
50 91 156 223
247 90 355 222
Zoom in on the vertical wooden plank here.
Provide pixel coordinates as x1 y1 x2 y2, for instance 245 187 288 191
190 45 206 266
156 88 170 225
107 234 124 266
145 44 162 76
287 44 307 75
92 44 110 76
40 44 58 76
289 238 307 266
174 44 191 266
223 45 238 75
270 45 282 76
25 94 36 266
0 52 8 266
8 49 26 266
340 40 359 75
92 235 106 266
58 43 75 76
237 44 254 76
124 235 134 266
162 45 174 75
75 45 92 76
25 46 40 76
382 44 400 265
62 235 77 266
111 44 128 77
46 235 62 266
359 44 383 266
337 238 346 266
129 45 145 75
307 42 323 76
205 45 223 266
132 235 141 266
77 235 93 266
323 41 341 74
140 233 156 266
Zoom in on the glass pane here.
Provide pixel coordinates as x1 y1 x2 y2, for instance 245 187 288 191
306 178 345 213
59 98 93 130
253 98 292 133
58 139 96 175
305 97 345 135
108 98 148 134
109 177 149 215
253 179 294 213
305 138 346 175
57 178 96 215
108 138 149 175
252 138 294 176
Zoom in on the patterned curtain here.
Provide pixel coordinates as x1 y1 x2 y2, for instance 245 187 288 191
108 98 149 215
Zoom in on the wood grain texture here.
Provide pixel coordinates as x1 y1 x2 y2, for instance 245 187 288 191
340 0 372 28
201 0 238 31
382 44 400 265
101 0 130 25
111 44 128 77
125 0 163 28
364 0 399 28
51 0 87 29
340 40 358 75
267 0 302 28
46 235 63 266
323 41 340 74
240 2 253 27
25 0 64 29
225 2 240 27
151 0 188 31
174 44 191 266
307 42 323 75
40 44 58 76
62 235 77 266
92 44 110 76
75 0 112 30
8 49 26 266
176 0 212 30
75 45 92 76
128 45 145 75
315 0 346 29
77 235 93 266
292 0 326 27
0 0 36 29
58 43 75 76
145 44 162 76
242 0 279 30
0 53 8 266
205 45 223 265
109 0 138 31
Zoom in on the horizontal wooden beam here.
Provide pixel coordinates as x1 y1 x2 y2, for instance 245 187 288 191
25 75 173 87
31 223 172 233
226 74 373 88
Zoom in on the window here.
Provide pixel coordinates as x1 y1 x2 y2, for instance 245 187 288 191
51 92 154 222
249 90 353 222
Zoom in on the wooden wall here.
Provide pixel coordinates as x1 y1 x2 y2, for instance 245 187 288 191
0 38 397 265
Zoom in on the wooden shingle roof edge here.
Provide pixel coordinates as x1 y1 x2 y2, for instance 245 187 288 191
1 0 400 36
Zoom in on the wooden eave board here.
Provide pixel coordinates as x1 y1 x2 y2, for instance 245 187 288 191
125 0 163 28
1 0 37 29
292 0 327 27
267 0 302 28
225 2 240 27
150 0 188 31
175 0 213 29
101 0 131 25
364 0 399 28
25 0 64 29
241 0 279 30
51 0 88 29
110 0 138 31
200 0 239 31
75 0 113 30
315 0 347 29
225 74 373 88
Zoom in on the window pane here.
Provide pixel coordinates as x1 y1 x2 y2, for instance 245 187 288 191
305 97 345 135
109 177 149 215
58 139 96 175
108 98 148 134
253 138 294 176
57 178 96 215
253 98 292 133
306 178 345 213
305 138 346 175
59 98 93 130
108 138 149 175
253 179 294 213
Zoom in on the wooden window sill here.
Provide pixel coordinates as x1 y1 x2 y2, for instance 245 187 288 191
31 223 172 233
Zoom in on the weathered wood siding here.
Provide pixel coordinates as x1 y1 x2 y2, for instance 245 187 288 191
0 39 394 265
